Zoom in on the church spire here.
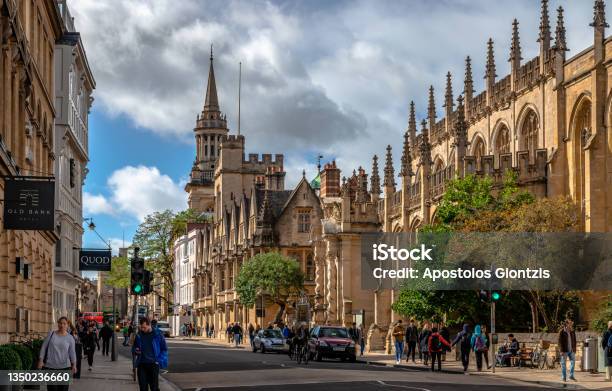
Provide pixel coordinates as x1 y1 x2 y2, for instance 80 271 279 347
444 72 453 113
554 7 568 52
510 19 522 65
592 0 608 29
408 101 417 148
419 120 432 167
370 155 381 196
485 38 496 84
383 145 395 189
400 131 413 178
538 0 551 49
428 85 436 130
204 44 220 112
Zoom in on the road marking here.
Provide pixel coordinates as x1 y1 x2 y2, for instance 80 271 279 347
376 381 432 391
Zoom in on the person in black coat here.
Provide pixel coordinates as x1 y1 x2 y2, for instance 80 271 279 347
82 325 98 371
99 322 114 356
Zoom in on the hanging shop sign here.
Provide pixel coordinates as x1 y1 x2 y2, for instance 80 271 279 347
79 249 112 271
3 177 55 230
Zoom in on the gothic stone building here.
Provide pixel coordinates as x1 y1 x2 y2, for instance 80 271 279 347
314 0 612 350
183 53 322 335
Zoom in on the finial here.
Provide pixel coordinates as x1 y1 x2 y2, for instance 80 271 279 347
454 95 468 142
510 19 522 64
444 72 453 110
419 120 432 166
371 155 381 195
485 38 496 81
210 43 214 61
464 56 474 97
383 145 395 188
408 101 417 147
555 7 568 51
591 0 609 29
302 169 306 178
538 0 551 46
400 131 413 177
428 86 436 125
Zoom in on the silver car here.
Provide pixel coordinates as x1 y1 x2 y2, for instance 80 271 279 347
252 329 289 353
156 321 171 337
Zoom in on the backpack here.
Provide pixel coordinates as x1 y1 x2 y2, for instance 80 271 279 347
460 332 471 351
474 335 487 352
430 334 442 351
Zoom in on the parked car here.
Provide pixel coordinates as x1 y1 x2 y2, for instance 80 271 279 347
252 329 289 353
156 321 171 337
308 325 356 362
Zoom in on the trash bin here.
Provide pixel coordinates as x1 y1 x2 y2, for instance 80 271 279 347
583 337 598 372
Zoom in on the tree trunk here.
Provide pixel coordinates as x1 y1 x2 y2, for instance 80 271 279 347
530 301 539 333
274 301 286 325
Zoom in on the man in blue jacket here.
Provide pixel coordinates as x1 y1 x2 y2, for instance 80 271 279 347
132 317 168 391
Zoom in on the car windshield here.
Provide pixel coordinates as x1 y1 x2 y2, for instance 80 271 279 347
262 330 282 338
157 322 169 328
319 327 348 338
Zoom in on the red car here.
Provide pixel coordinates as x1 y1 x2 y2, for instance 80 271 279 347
308 325 356 362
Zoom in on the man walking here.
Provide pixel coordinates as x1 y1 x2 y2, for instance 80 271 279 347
232 323 243 347
132 317 168 391
405 319 418 363
392 320 405 365
451 324 472 372
428 327 451 372
99 321 113 356
559 319 577 382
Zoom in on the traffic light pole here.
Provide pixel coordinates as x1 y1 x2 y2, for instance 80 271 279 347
491 296 496 374
111 287 116 361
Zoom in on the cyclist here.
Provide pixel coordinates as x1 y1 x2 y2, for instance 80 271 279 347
292 324 309 359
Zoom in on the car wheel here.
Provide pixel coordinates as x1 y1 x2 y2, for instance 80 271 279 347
252 344 257 353
260 344 265 354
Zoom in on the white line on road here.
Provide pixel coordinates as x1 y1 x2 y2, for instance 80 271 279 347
376 381 432 391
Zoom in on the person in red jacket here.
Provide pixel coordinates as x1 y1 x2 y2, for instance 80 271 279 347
428 327 451 372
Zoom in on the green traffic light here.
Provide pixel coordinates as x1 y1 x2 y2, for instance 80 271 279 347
492 291 501 301
134 284 143 294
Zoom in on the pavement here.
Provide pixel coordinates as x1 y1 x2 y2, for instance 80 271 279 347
154 337 607 390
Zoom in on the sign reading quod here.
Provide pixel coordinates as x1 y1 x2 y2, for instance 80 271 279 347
79 249 112 271
3 177 55 230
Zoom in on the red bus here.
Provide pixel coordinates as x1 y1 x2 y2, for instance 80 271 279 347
82 311 104 326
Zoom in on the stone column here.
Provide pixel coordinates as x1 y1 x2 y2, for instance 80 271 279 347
325 238 338 323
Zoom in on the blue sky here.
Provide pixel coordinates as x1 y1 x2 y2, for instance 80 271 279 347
74 0 603 253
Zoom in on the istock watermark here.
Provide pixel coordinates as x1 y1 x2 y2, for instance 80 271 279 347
360 232 611 290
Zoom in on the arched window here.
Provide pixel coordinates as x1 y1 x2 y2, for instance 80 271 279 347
572 98 591 230
495 125 511 155
520 110 539 155
305 254 315 281
472 136 486 166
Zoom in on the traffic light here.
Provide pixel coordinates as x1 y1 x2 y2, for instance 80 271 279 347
478 290 489 303
143 270 153 295
131 253 145 295
491 291 502 301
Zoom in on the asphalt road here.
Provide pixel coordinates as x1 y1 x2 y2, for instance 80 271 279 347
118 339 566 391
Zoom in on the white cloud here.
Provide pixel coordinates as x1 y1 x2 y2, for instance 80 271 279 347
83 192 114 216
108 166 187 221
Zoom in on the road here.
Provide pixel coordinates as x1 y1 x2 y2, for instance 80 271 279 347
118 339 565 390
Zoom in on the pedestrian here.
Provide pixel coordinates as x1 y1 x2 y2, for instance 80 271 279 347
37 317 77 391
558 319 577 382
99 321 113 356
358 324 366 356
480 325 492 369
348 322 358 344
71 328 83 379
391 320 405 365
470 325 488 372
428 327 451 372
205 322 210 338
232 322 242 347
419 323 432 366
248 323 255 347
282 324 290 339
210 323 215 338
602 320 612 382
439 322 450 361
82 325 98 371
451 324 472 372
123 324 130 346
132 317 168 391
226 323 233 343
405 319 418 363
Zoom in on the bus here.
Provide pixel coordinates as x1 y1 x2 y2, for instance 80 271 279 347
82 311 104 327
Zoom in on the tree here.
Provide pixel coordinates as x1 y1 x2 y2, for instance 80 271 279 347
105 256 129 289
235 252 304 325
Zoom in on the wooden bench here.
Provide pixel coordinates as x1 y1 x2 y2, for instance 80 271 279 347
518 348 534 368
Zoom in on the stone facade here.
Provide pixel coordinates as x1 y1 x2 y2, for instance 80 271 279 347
0 0 64 343
52 0 94 324
183 54 322 336
314 0 612 351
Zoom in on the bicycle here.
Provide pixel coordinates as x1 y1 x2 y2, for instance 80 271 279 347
296 343 309 365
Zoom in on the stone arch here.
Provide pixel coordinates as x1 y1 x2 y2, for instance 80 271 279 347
470 133 486 166
408 216 422 232
492 120 511 156
569 94 592 230
516 105 540 156
432 155 445 172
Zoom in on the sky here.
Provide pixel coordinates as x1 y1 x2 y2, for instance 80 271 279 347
74 0 604 254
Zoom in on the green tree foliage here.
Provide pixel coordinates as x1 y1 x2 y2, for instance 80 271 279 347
105 256 130 289
236 252 304 324
398 173 580 332
0 345 22 370
591 295 612 333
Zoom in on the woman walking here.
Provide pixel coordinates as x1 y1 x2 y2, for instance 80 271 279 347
82 325 98 371
37 317 77 391
419 323 432 366
471 325 489 372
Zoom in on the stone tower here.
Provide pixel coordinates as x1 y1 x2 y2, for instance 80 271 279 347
186 47 229 213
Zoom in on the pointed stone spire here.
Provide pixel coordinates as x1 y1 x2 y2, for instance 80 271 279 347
554 7 568 52
453 95 468 178
370 155 381 196
408 101 417 148
464 56 474 116
510 19 522 64
428 85 436 130
444 72 454 112
400 131 413 177
204 44 219 112
538 0 551 49
383 145 395 189
419 120 432 167
485 38 496 83
591 0 608 29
